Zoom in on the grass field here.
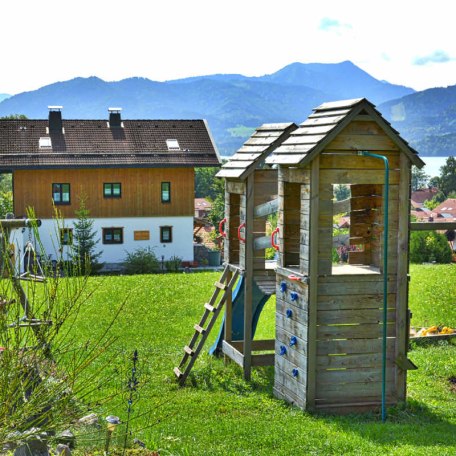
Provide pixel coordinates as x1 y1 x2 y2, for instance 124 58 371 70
67 264 456 455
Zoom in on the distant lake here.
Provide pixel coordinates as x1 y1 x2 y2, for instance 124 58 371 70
420 156 452 177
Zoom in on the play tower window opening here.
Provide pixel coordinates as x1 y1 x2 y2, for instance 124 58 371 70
331 182 384 275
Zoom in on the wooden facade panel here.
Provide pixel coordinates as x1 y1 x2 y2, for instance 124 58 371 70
316 352 394 370
14 168 194 218
276 326 307 357
317 322 395 340
317 366 395 386
277 312 308 341
320 169 400 185
226 181 245 194
279 167 311 184
318 276 397 295
273 383 306 410
320 153 401 170
275 352 307 388
325 134 399 151
318 293 396 310
275 337 308 369
315 380 396 401
317 308 396 325
317 337 396 356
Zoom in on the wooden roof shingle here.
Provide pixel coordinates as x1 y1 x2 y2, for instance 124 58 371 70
216 122 297 180
266 98 424 168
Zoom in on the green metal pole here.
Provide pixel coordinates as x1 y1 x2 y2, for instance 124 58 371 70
359 151 389 422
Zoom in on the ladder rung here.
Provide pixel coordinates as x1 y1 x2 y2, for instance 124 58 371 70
214 281 227 290
194 324 206 334
184 345 194 356
173 367 183 378
204 303 215 313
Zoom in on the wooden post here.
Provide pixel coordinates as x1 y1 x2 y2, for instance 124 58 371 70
395 153 411 401
224 269 233 365
306 156 320 410
243 174 254 380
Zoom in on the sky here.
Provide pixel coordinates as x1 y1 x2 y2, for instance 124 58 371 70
1 0 455 95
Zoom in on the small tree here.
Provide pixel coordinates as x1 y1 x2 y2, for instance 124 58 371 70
71 197 103 275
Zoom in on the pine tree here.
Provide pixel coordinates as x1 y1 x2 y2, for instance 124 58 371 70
71 197 103 275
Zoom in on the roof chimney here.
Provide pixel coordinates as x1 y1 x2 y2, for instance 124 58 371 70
48 106 63 133
108 107 122 128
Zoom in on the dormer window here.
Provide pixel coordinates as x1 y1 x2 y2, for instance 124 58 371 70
39 137 52 149
166 139 180 151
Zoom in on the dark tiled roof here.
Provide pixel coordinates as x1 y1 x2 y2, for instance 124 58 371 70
216 122 297 180
266 98 424 168
0 119 220 169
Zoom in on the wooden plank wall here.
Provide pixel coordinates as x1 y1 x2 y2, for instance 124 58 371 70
14 168 194 218
315 274 398 410
274 273 309 409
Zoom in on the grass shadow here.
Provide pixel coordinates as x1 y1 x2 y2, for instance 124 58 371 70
316 398 456 448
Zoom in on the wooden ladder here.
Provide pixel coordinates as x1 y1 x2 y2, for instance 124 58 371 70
174 265 240 386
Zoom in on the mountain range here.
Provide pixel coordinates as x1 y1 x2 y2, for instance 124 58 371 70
0 61 454 157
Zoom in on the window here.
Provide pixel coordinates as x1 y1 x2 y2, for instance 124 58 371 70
160 226 172 243
52 183 70 205
104 183 122 198
39 137 52 149
161 182 171 203
60 228 73 245
102 228 123 244
166 139 180 150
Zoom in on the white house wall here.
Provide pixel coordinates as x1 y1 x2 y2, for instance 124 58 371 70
22 216 194 266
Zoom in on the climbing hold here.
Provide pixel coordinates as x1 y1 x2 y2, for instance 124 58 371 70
280 281 287 292
279 345 287 356
288 275 301 282
290 292 298 302
289 336 297 347
292 368 299 378
286 308 293 318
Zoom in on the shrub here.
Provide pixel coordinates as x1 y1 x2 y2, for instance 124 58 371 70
410 231 452 263
123 247 160 274
165 255 182 272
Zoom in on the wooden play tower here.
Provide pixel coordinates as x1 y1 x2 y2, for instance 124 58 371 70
176 98 424 415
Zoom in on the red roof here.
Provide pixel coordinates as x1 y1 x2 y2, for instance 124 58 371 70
411 188 439 207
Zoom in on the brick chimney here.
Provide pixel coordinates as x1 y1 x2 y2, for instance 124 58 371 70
108 107 122 128
48 106 63 133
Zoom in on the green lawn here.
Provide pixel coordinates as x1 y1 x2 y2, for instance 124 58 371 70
67 265 456 455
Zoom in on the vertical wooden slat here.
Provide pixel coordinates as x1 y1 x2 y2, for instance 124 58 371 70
243 174 254 380
306 156 320 410
224 269 233 365
395 153 411 401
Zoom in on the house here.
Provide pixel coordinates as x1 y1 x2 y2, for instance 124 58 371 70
411 187 439 208
194 198 212 218
0 107 220 269
432 198 456 221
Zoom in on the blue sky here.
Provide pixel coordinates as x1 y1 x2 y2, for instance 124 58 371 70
1 0 455 94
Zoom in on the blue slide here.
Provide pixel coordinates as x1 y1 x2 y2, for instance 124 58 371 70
208 277 270 355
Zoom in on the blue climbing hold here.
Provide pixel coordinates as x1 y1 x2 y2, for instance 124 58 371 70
279 345 287 356
292 368 299 377
289 336 297 347
280 281 287 292
286 308 293 318
290 292 298 301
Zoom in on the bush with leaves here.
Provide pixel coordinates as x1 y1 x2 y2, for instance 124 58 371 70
165 255 182 272
410 230 452 264
123 247 160 274
0 218 123 449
